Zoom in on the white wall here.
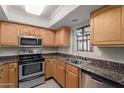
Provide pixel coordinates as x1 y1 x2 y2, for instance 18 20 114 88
58 20 124 64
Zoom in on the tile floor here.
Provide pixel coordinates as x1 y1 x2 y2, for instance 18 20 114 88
35 79 61 88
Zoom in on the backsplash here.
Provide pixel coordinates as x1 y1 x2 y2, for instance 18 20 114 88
0 47 58 56
0 47 18 56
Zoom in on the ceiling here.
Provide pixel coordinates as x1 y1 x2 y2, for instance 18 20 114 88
50 5 103 29
1 5 103 29
7 5 60 18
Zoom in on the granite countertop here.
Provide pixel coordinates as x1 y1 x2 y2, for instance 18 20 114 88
43 53 124 86
0 53 123 86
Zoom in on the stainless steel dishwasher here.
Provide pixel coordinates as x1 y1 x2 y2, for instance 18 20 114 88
81 71 123 88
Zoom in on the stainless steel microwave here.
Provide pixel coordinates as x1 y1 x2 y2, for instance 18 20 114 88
19 35 42 47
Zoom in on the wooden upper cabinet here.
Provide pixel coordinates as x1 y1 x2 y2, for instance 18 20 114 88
91 6 124 46
55 30 60 46
31 27 41 37
55 26 70 47
20 25 32 35
43 29 55 47
0 22 19 46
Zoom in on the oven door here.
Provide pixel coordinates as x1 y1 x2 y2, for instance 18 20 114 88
19 62 44 80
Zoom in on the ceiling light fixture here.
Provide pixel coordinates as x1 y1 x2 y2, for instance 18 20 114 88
25 5 46 15
72 18 78 22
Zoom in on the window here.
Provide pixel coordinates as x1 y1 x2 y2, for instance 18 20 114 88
76 25 93 52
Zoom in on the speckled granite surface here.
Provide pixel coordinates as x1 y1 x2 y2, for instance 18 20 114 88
0 53 123 86
43 53 124 86
0 55 18 64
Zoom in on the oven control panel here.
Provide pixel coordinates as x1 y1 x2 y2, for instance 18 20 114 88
19 49 42 55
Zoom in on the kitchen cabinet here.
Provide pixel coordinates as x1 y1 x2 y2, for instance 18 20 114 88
56 60 65 87
45 59 55 79
91 6 124 46
43 29 55 47
65 64 79 88
0 62 18 88
55 30 60 46
45 58 81 88
8 63 18 88
55 26 70 47
0 22 19 46
20 25 32 35
31 27 41 37
0 63 9 88
45 59 52 79
52 59 57 79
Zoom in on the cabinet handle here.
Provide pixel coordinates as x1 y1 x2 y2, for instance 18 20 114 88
14 69 16 72
0 76 2 79
0 69 4 72
10 68 16 71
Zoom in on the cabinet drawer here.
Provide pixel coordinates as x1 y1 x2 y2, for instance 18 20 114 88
66 64 79 74
57 60 65 68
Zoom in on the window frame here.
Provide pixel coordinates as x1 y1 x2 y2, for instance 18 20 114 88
76 25 93 52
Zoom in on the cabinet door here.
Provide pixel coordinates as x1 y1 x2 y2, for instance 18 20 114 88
55 26 70 47
43 30 55 47
31 27 41 37
1 23 19 46
20 25 32 35
45 60 52 79
8 63 18 88
91 6 123 45
0 64 9 88
66 70 79 88
55 30 60 46
56 65 65 87
49 30 55 47
53 60 57 79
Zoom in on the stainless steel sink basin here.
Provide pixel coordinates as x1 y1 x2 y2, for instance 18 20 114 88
60 56 91 65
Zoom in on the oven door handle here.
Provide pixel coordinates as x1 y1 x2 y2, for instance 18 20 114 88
20 62 44 66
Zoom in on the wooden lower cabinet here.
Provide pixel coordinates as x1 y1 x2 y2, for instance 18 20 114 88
0 62 18 88
65 64 79 88
66 70 79 88
56 64 65 87
45 59 52 79
8 63 18 88
52 59 57 79
45 58 80 88
45 59 56 80
0 63 9 88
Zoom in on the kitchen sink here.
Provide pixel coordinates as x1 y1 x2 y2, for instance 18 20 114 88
60 56 91 65
70 58 91 65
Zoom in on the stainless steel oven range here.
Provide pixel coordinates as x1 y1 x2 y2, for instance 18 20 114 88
19 49 45 88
